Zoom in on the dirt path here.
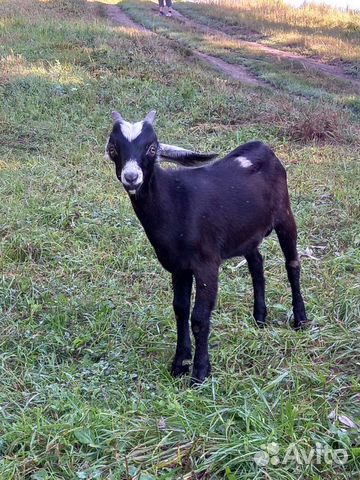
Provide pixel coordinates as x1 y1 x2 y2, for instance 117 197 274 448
171 9 359 89
193 51 264 86
106 5 150 31
105 5 266 87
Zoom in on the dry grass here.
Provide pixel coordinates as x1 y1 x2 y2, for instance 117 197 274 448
279 103 355 143
177 0 360 69
196 0 359 30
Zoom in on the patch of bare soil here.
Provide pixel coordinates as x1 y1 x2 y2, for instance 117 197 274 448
106 4 150 31
105 5 266 87
194 51 264 86
171 9 359 89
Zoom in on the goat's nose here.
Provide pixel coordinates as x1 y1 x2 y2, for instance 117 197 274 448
124 171 139 184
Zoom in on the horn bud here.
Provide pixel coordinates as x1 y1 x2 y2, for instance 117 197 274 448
112 111 123 123
145 110 156 125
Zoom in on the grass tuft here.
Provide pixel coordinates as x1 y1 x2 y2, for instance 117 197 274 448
280 103 354 144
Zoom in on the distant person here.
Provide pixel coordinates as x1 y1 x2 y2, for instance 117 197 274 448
159 0 172 17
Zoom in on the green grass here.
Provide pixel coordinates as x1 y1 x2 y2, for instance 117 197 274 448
0 0 360 478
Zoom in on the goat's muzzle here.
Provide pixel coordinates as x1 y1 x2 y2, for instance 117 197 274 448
120 160 144 195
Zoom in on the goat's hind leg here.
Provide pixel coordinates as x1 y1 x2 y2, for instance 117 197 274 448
275 213 308 330
171 270 193 377
245 248 267 328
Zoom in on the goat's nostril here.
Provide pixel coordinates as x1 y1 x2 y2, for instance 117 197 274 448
124 172 139 184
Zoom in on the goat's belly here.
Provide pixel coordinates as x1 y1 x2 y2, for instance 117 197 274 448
221 231 267 259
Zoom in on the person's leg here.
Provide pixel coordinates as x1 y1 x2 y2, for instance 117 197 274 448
165 0 172 16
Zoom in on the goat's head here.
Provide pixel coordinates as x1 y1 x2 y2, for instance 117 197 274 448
106 111 218 195
106 110 158 195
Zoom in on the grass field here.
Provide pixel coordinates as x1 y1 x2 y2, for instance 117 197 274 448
0 0 360 478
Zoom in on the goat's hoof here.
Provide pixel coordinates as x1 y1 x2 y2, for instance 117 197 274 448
293 318 310 331
293 310 309 331
254 310 267 328
171 362 190 377
190 363 211 386
256 320 266 329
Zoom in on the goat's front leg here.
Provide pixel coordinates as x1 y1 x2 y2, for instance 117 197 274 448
191 265 219 385
171 270 193 377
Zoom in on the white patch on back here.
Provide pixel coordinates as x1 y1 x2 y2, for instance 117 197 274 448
120 121 143 142
235 156 253 168
121 159 143 186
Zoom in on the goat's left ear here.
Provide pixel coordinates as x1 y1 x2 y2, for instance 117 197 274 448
158 143 218 167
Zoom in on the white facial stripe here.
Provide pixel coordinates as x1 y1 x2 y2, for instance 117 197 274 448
235 156 253 168
120 121 143 142
121 159 143 186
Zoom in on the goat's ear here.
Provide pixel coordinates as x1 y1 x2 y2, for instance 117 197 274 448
144 110 156 125
158 143 218 167
112 111 124 123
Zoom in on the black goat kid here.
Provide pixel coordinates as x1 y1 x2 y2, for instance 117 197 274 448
106 110 308 384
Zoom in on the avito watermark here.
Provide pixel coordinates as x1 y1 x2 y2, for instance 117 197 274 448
253 442 349 466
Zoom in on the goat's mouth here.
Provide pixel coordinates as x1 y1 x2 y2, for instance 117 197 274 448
122 181 142 196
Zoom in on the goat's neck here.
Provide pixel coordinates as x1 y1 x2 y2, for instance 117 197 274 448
130 165 171 229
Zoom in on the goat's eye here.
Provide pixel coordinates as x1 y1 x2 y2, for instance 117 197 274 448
147 144 157 157
108 145 116 157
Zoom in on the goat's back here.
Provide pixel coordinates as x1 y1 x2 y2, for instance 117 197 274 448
222 140 284 173
165 141 289 261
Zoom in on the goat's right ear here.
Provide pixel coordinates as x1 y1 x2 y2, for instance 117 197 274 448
112 111 124 123
158 144 218 167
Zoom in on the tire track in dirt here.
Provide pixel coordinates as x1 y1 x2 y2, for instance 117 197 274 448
105 5 267 87
106 5 149 31
171 9 359 89
193 50 265 86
